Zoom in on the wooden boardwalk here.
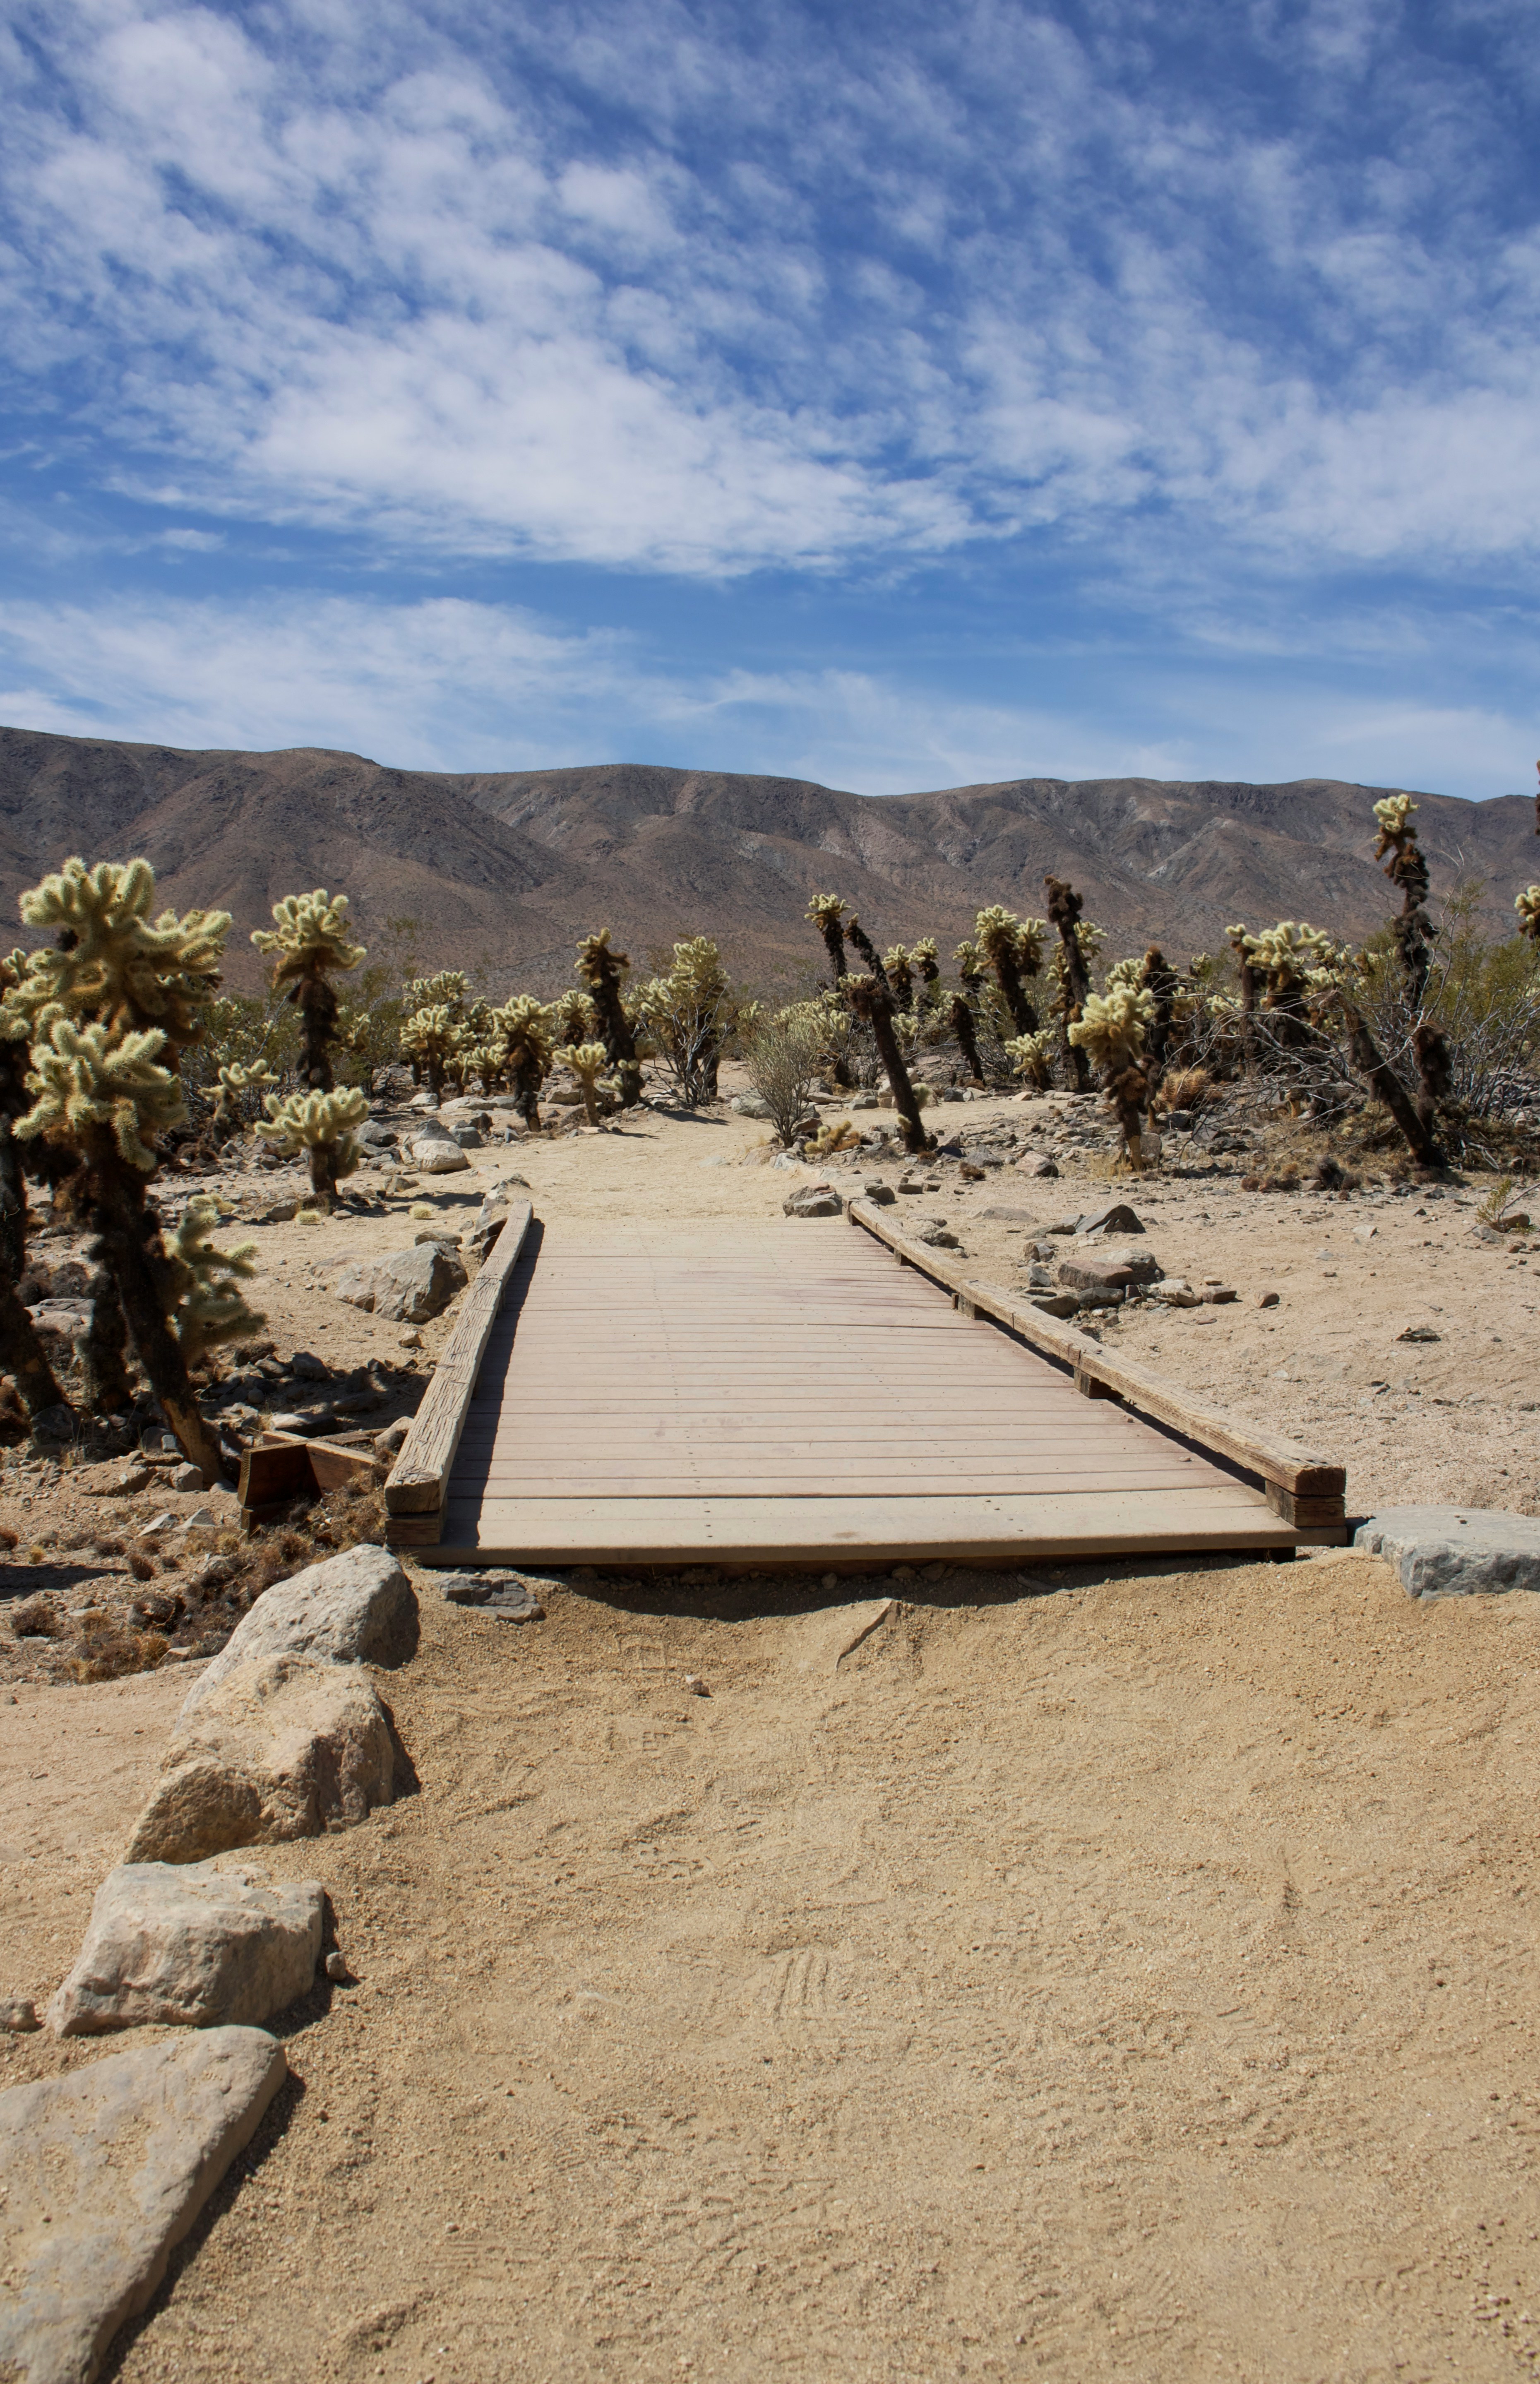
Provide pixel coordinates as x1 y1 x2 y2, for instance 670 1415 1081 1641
387 1208 1344 1569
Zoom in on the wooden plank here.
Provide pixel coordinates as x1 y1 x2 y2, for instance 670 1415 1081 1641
237 1440 312 1511
848 1201 1346 1499
384 1201 533 1514
423 1485 1310 1567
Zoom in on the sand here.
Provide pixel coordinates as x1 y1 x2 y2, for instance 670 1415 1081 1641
2 1082 1538 2379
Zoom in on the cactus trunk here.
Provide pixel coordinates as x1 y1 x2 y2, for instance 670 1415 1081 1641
92 1174 231 1480
1338 998 1444 1168
949 993 985 1085
0 1267 69 1418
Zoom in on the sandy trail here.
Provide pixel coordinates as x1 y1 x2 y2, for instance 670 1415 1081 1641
3 1091 1538 2379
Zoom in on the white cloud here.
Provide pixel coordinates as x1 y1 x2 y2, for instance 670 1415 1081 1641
3 0 1540 578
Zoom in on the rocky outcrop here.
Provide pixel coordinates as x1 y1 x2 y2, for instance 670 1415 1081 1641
179 1543 417 1719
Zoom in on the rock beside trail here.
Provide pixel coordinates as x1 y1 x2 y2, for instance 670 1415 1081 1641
1057 1245 1163 1291
1354 1507 1540 1601
783 1185 842 1217
1014 1152 1060 1177
731 1091 773 1118
436 1569 547 1621
180 1543 417 1719
48 1863 324 2037
0 2026 286 2384
126 1655 403 1863
407 1127 471 1174
334 1241 467 1320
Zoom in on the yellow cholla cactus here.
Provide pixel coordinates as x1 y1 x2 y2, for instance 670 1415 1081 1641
15 1017 185 1172
255 1086 368 1179
1067 984 1155 1071
556 1039 613 1127
17 858 230 1048
1004 1029 1055 1088
212 1059 278 1121
1516 884 1540 942
1372 793 1417 851
165 1197 263 1364
250 889 366 980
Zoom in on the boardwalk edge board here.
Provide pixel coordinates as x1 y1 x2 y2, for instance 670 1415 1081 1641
846 1198 1347 1525
384 1199 534 1538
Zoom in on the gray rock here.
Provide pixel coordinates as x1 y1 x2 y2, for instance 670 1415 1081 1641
731 1091 773 1118
1396 1324 1441 1343
0 2026 286 2384
372 1242 467 1322
1353 1506 1540 1601
332 1259 379 1311
168 1462 204 1494
355 1119 398 1148
447 1123 483 1149
1057 1245 1163 1290
48 1863 324 2037
1 1997 39 2032
911 1217 962 1249
1074 1202 1145 1236
1028 1292 1081 1318
290 1352 331 1382
1014 1153 1060 1177
180 1542 417 1719
1147 1277 1200 1306
436 1569 546 1622
408 1133 471 1175
861 1181 896 1205
127 1655 403 1863
850 1090 879 1109
783 1187 842 1217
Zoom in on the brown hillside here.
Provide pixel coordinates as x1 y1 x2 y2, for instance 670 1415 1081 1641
0 726 1531 993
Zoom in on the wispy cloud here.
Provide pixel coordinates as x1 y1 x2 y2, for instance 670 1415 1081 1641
3 0 1539 578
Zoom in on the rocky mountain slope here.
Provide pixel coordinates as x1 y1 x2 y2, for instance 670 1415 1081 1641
0 726 1531 992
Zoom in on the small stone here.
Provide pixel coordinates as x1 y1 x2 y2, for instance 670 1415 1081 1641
1201 1285 1238 1304
861 1182 897 1206
1397 1324 1441 1343
1014 1153 1060 1177
70 1459 151 1498
48 1862 324 2036
168 1462 204 1493
783 1187 842 1218
178 1508 218 1532
290 1352 330 1382
1028 1292 1081 1318
1353 1224 1378 1245
323 1949 352 1984
399 1329 425 1350
1257 1290 1280 1308
821 1573 837 1590
0 2028 286 2384
1074 1202 1145 1236
682 1675 709 1697
1057 1246 1163 1291
137 1511 178 1538
0 1998 39 2033
374 1417 411 1459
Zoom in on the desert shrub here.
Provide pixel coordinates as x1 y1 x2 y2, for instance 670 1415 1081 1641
743 1005 828 1144
637 939 743 1106
127 1549 156 1582
10 1593 59 1636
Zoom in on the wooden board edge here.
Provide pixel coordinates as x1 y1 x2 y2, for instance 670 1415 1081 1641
848 1198 1347 1500
385 1200 534 1514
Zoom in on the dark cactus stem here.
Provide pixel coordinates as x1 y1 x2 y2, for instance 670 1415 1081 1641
298 963 337 1094
846 976 930 1155
886 951 915 1013
579 939 642 1107
1106 1062 1151 1171
0 1269 69 1419
309 1138 340 1206
1141 948 1178 1086
512 1056 544 1131
1044 875 1093 1094
949 993 986 1086
1411 1019 1454 1141
816 915 848 990
845 918 892 1001
92 1170 231 1483
1339 998 1444 1168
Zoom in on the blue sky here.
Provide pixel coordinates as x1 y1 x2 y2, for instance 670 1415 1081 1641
0 0 1537 798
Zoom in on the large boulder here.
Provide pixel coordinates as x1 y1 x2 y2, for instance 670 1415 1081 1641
1057 1244 1163 1291
335 1243 466 1319
1353 1507 1540 1600
0 2027 286 2384
125 1654 403 1863
180 1543 417 1719
48 1862 324 2037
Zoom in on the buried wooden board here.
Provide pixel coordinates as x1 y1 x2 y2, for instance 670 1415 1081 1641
411 1216 1348 1565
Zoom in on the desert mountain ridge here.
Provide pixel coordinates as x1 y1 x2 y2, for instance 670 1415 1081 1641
0 724 1532 995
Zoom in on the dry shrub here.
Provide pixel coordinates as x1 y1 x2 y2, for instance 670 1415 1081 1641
26 1543 51 1565
91 1534 125 1557
1160 1067 1213 1113
0 1527 17 1552
127 1550 157 1583
10 1593 60 1637
69 1617 168 1682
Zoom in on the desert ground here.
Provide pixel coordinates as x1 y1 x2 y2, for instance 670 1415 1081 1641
3 1076 1538 2380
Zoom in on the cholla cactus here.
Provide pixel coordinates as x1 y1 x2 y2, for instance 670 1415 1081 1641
882 945 915 1013
843 972 931 1155
1370 791 1435 1002
555 1040 613 1128
1516 885 1540 943
1004 1029 1055 1090
1069 985 1156 1166
164 1197 261 1368
251 891 365 1086
807 895 848 990
7 858 249 1476
256 1086 368 1198
403 970 467 1014
637 938 738 1105
575 930 642 1107
1044 876 1094 1093
252 889 365 1202
212 1060 278 1126
19 858 229 1053
975 906 1043 1037
401 1003 459 1101
493 995 553 1129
